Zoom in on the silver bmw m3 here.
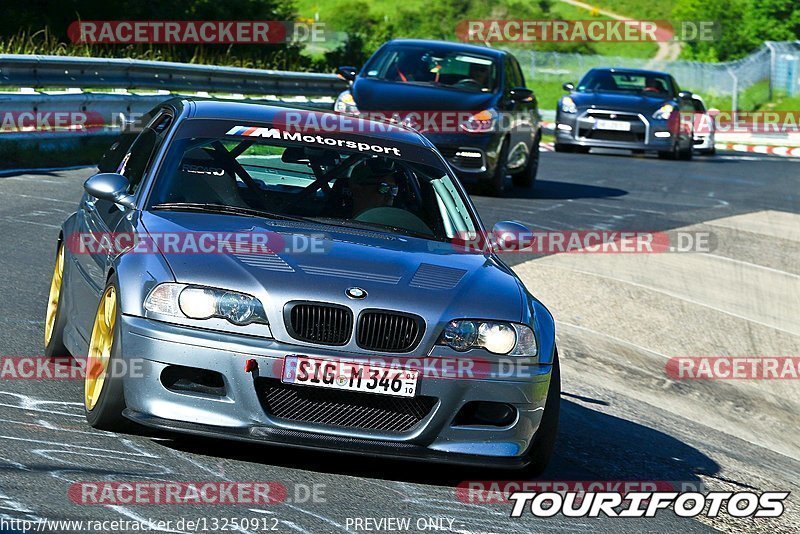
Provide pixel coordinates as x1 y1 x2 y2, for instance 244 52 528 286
44 98 559 472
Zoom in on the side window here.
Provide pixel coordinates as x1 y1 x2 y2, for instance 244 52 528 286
505 57 523 89
692 99 705 113
513 58 526 88
118 112 173 195
671 76 681 95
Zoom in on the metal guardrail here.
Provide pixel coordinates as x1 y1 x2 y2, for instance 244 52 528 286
0 54 347 96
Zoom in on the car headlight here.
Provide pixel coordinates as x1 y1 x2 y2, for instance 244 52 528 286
333 90 359 114
560 96 577 114
439 320 537 356
460 109 497 133
144 283 268 326
653 104 674 120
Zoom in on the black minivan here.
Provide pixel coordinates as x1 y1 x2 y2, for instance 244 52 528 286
335 39 541 195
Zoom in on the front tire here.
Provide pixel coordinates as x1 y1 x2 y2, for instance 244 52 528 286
44 242 70 358
512 133 540 189
486 138 509 196
523 349 561 476
84 280 129 431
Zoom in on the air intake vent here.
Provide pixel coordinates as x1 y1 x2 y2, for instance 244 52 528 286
357 311 424 353
410 263 467 290
257 379 436 432
287 303 353 346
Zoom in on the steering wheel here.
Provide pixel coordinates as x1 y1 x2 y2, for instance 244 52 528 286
453 78 483 90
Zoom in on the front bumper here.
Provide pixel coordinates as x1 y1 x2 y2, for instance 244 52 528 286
120 314 552 467
425 132 504 183
556 109 674 151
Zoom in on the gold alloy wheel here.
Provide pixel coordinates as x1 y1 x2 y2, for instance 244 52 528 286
85 286 117 411
44 244 65 346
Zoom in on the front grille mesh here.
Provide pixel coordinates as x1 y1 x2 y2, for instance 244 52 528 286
257 379 436 432
357 311 423 353
289 304 353 345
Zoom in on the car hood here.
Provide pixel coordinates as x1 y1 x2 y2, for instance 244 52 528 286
352 78 496 112
569 91 674 114
141 211 526 348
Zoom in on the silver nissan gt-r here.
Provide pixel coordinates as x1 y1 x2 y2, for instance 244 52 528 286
43 98 560 472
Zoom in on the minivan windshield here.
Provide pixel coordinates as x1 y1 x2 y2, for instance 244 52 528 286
364 45 498 93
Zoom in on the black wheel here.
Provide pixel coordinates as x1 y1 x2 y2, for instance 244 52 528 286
658 141 679 159
486 138 509 196
554 143 573 153
84 278 130 432
44 242 70 358
678 139 693 161
522 349 561 476
512 133 540 188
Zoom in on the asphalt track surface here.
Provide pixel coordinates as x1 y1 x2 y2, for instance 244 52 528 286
0 149 798 533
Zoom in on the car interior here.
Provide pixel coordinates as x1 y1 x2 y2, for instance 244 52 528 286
149 138 475 241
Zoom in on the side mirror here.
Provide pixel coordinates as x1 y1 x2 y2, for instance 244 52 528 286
491 221 534 252
562 82 575 92
338 66 358 82
678 91 693 100
84 173 135 209
509 87 534 102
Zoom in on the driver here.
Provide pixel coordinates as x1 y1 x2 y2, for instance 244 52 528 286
468 63 491 89
645 76 666 93
347 159 399 216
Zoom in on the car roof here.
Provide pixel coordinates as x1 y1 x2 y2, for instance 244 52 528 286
384 39 506 59
589 67 672 78
172 98 431 148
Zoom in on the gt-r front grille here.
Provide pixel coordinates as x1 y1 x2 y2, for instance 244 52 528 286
357 311 424 353
256 379 437 433
579 128 645 143
287 303 353 346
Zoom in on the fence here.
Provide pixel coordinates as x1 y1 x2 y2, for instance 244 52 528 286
0 54 345 96
511 41 800 109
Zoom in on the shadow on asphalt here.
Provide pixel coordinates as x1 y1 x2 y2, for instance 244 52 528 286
154 399 719 488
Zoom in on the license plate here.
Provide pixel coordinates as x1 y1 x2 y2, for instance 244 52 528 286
595 119 631 131
281 356 419 397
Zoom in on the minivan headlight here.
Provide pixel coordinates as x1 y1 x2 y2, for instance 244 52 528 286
460 109 497 133
334 91 359 114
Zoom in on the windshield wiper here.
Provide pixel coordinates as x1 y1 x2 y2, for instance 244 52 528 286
150 202 310 223
308 216 438 241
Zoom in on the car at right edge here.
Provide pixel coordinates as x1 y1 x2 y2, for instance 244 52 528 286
555 68 696 160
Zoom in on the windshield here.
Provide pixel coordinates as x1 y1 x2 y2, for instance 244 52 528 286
147 119 478 242
364 45 498 93
577 70 673 97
